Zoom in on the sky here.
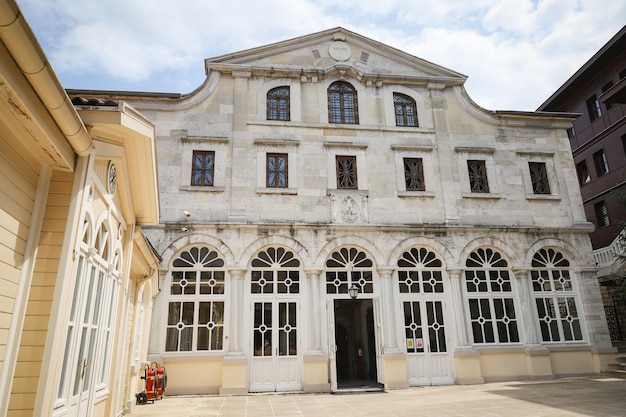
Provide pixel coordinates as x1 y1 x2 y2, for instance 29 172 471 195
17 0 626 111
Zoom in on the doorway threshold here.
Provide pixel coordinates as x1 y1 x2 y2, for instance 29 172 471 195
333 386 384 394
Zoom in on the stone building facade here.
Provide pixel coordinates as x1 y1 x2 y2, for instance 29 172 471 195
77 27 616 395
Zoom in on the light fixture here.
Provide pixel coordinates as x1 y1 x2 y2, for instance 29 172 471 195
181 227 189 232
183 210 191 217
348 284 359 300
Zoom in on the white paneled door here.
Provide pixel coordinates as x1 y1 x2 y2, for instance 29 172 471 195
249 301 301 392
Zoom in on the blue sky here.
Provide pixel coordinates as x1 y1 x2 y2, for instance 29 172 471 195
17 0 626 111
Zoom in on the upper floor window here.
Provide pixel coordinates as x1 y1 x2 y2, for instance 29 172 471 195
576 161 590 185
393 93 418 127
467 160 489 193
328 81 359 124
403 158 425 191
267 87 290 121
586 94 602 122
528 162 551 194
594 201 610 227
602 81 615 110
593 149 609 176
266 153 288 188
336 155 358 189
191 150 214 186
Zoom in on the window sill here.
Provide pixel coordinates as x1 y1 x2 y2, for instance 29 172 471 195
180 185 225 193
398 191 436 198
256 187 298 195
462 192 503 199
525 194 561 201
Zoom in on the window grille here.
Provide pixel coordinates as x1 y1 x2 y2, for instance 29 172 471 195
328 81 359 124
267 87 290 121
394 93 418 127
191 150 215 186
467 160 489 193
529 162 551 194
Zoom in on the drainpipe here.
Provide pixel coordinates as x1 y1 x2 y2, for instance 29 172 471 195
0 0 93 156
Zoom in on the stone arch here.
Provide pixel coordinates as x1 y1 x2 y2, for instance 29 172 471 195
239 235 311 268
389 236 455 270
524 237 590 270
159 233 236 269
315 235 385 268
458 236 518 268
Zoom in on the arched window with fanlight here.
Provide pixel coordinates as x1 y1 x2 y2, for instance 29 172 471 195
530 248 584 342
165 246 226 352
328 81 359 124
464 248 520 344
325 247 373 295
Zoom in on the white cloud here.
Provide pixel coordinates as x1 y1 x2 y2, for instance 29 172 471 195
17 0 626 110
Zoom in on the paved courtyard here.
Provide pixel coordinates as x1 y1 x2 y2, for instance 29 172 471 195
128 377 626 417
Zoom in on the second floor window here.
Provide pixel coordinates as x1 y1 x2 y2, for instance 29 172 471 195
529 162 550 194
403 158 425 191
336 155 358 189
593 149 609 176
576 161 590 185
467 160 489 193
594 201 610 227
267 87 290 121
394 93 418 127
191 150 214 186
328 81 358 124
266 153 288 188
586 94 602 122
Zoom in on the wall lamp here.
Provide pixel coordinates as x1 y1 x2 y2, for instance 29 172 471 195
348 284 359 300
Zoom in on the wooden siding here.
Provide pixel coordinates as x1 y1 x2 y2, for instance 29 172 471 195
9 170 73 417
0 131 38 388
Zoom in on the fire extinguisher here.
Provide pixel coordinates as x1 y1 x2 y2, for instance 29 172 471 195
156 365 167 399
145 364 157 402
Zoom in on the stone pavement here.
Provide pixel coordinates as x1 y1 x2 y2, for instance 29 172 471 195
128 377 626 417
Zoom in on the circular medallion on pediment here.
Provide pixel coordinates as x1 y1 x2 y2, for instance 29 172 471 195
328 41 352 62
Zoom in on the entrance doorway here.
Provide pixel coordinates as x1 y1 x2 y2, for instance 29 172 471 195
333 299 378 389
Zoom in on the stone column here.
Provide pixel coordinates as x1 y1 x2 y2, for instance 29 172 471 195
513 268 539 345
227 268 246 354
447 269 469 347
305 269 323 352
378 268 398 351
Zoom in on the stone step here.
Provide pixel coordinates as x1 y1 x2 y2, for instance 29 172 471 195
615 355 626 364
601 369 626 379
607 362 626 371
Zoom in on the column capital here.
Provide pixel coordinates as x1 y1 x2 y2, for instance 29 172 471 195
446 268 463 279
227 268 247 278
512 268 530 279
303 268 324 276
377 267 394 278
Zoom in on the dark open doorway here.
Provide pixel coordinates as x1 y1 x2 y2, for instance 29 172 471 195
333 299 378 389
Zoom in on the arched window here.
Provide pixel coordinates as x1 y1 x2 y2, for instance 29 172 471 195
393 93 418 127
328 81 359 124
531 248 583 342
325 247 373 294
464 248 519 344
165 246 226 352
267 86 290 121
398 247 443 293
